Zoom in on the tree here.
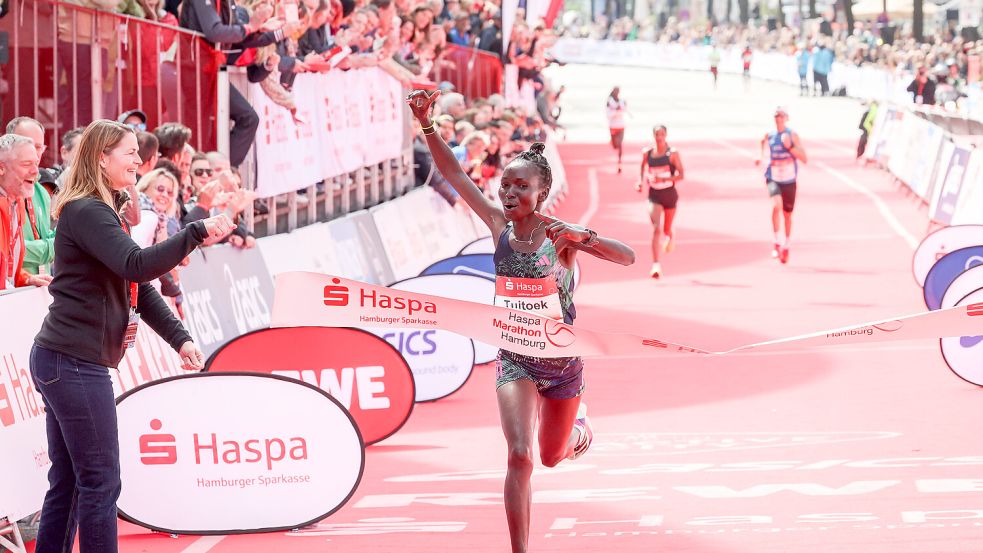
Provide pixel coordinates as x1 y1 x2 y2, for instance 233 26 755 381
738 0 749 23
913 0 924 41
809 0 817 18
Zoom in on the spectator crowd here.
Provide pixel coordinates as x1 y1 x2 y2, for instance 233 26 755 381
558 15 982 108
0 112 258 322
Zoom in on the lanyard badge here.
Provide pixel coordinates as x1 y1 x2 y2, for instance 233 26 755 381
121 220 140 349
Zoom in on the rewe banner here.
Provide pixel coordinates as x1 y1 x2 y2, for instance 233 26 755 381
116 373 364 534
271 272 983 358
206 327 414 445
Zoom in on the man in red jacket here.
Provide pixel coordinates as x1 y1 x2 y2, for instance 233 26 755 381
0 134 50 290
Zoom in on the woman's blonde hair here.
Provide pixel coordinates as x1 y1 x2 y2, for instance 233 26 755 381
136 168 179 196
53 120 134 218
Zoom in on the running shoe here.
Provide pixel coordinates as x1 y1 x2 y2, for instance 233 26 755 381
779 247 790 264
650 262 662 279
568 402 593 461
771 243 781 258
664 234 675 253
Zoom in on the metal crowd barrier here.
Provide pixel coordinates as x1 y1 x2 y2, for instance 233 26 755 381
433 44 504 100
0 0 219 164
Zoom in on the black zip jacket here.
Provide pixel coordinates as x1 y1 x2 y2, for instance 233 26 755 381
35 198 207 368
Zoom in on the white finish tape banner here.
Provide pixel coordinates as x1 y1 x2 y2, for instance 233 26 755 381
272 272 983 358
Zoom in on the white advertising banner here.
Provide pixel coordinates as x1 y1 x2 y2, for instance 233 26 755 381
0 288 193 522
952 151 983 225
251 68 405 198
912 225 983 287
371 188 481 282
116 373 364 534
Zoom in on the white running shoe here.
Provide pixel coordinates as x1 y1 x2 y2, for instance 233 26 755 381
650 262 662 279
771 243 781 258
664 234 675 253
568 402 593 461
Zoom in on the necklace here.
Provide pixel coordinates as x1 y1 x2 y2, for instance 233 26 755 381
510 221 544 246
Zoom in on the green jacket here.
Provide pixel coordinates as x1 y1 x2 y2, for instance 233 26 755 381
862 103 878 134
21 180 56 275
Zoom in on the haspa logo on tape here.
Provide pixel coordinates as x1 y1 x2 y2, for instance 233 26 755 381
394 274 497 366
205 327 414 445
323 277 437 315
941 288 983 386
115 373 364 534
459 236 494 255
912 224 983 287
421 254 495 281
941 264 983 310
923 246 983 310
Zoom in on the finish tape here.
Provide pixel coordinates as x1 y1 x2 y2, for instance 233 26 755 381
272 272 983 359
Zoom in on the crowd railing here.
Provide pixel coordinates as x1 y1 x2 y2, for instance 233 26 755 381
432 44 504 100
0 0 220 164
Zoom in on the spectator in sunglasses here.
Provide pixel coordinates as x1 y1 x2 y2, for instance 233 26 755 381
117 109 148 132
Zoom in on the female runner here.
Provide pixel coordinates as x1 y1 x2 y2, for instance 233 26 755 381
606 86 627 173
635 125 684 279
407 89 635 553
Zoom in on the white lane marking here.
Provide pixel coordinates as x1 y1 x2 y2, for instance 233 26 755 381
578 167 601 227
713 140 918 250
813 160 919 250
179 536 226 553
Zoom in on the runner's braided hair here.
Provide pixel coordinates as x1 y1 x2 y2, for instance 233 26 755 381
511 142 552 193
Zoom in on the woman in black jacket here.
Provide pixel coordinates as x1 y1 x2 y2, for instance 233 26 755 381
30 120 234 553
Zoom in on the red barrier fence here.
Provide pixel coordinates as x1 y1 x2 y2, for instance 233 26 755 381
0 0 219 166
433 45 503 100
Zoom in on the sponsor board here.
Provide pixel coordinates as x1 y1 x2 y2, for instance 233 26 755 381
251 68 404 197
952 151 983 225
0 288 193 522
930 146 972 225
421 254 495 281
205 327 414 444
459 236 494 255
912 225 983 287
923 246 983 310
116 372 364 534
180 245 275 359
941 265 983 309
941 288 983 386
367 328 474 402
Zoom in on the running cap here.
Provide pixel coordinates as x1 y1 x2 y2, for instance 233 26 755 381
774 106 789 117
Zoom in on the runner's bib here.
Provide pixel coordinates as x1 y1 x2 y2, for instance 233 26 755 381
770 158 796 182
646 164 674 190
494 276 563 321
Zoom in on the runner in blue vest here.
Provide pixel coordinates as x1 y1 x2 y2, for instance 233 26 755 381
756 106 807 264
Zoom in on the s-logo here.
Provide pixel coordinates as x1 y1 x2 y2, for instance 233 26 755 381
140 419 177 465
323 278 350 307
967 303 983 317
